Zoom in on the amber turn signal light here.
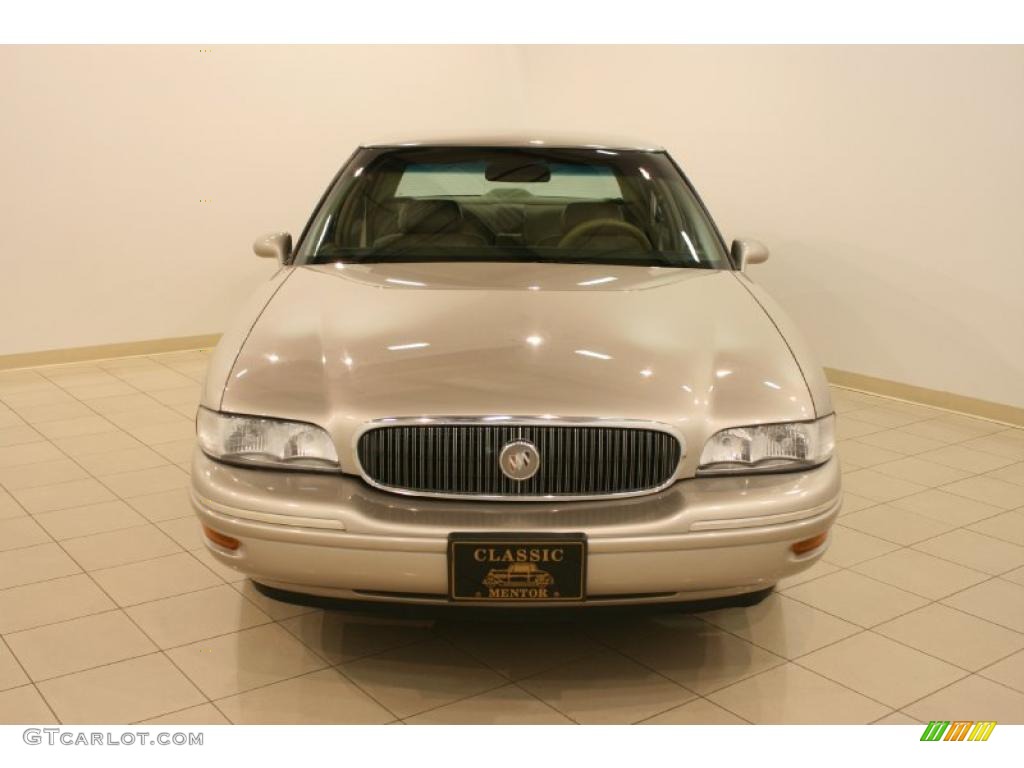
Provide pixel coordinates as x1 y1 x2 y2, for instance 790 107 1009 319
791 531 828 555
203 525 240 551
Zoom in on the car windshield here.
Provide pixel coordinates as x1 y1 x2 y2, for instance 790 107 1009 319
295 146 730 269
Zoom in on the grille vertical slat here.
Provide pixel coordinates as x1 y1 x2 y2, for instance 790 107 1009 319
357 423 681 498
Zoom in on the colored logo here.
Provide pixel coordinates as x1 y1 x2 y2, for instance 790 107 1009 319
920 721 996 741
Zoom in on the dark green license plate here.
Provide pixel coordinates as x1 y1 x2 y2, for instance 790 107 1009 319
448 533 587 602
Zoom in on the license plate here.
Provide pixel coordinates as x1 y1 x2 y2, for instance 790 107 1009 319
448 533 587 602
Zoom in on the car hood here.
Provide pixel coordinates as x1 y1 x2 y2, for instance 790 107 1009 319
212 262 824 476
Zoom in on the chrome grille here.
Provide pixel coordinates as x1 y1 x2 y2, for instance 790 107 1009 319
356 422 682 499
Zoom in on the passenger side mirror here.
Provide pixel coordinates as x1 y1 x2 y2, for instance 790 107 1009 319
253 232 293 265
731 239 770 271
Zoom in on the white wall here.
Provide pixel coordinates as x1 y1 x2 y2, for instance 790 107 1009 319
521 46 1024 408
3 46 1022 407
1 45 531 352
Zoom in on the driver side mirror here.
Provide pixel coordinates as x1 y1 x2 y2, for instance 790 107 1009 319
253 232 293 265
731 239 770 271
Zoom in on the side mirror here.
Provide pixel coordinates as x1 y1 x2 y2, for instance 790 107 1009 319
731 239 770 271
253 232 293 265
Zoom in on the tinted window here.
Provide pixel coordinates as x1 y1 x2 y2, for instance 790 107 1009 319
395 161 622 199
296 147 729 269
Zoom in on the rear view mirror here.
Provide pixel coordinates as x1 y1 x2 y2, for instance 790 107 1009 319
731 239 770 271
484 158 551 183
253 232 293 265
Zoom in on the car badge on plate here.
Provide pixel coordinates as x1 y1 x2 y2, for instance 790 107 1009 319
448 534 587 601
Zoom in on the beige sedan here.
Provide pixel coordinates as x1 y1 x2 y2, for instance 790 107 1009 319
191 135 839 607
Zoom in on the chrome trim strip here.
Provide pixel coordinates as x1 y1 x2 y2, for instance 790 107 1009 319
351 416 686 502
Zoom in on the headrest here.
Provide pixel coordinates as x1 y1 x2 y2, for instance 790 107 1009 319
399 199 462 233
562 201 624 231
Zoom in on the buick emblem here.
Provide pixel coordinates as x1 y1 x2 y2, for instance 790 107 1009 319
498 440 540 481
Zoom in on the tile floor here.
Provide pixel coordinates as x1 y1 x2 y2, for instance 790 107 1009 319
1 351 1024 724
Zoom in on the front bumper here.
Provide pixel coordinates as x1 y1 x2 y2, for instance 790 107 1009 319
190 451 841 606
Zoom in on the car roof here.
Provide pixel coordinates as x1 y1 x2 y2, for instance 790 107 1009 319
362 133 665 152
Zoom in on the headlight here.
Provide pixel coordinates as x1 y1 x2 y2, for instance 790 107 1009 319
196 407 339 471
698 414 835 475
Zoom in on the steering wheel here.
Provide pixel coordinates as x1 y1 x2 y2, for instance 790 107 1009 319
558 218 652 250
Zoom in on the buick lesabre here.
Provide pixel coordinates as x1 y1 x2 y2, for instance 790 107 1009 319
190 135 840 607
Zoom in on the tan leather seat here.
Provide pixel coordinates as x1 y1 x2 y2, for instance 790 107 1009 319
374 199 489 249
523 206 565 246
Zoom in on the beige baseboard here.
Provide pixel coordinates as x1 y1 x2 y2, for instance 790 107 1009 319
825 367 1024 428
0 334 223 371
